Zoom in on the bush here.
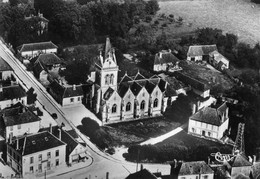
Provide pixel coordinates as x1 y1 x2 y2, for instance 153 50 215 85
154 20 159 25
145 16 152 23
169 14 174 18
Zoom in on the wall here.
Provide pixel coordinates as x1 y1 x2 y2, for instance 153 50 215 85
187 56 203 62
6 121 40 139
2 71 13 80
21 48 57 58
62 96 83 106
193 88 210 98
150 86 163 116
188 119 218 139
135 87 149 118
218 117 229 139
231 166 251 178
0 96 27 110
105 91 122 122
69 144 86 164
122 89 135 120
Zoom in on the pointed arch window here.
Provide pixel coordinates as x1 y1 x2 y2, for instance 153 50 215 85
112 104 117 113
140 100 145 110
153 98 158 108
110 74 114 85
105 74 110 85
126 102 131 111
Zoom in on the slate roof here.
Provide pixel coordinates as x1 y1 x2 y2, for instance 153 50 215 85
0 85 26 101
230 154 252 167
2 103 41 127
145 81 156 94
35 53 61 66
187 45 217 57
130 82 143 96
0 57 12 71
119 74 133 84
18 41 57 52
154 51 179 65
118 84 130 98
134 72 146 80
190 102 228 126
9 131 66 156
103 87 115 100
178 161 214 175
126 169 158 179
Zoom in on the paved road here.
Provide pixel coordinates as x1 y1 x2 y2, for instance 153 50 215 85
0 41 171 179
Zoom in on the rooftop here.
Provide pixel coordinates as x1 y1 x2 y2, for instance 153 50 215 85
17 41 57 52
35 53 62 66
126 169 158 179
154 50 179 65
0 85 26 101
187 45 218 57
179 161 214 175
0 57 12 71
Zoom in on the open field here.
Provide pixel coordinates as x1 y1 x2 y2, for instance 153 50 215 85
158 0 260 45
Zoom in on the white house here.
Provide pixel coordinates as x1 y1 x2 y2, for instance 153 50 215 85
230 154 252 179
6 131 66 178
188 101 229 140
153 49 181 72
1 102 41 141
17 41 58 59
173 161 214 179
0 57 14 81
209 50 229 70
48 81 83 106
187 45 217 62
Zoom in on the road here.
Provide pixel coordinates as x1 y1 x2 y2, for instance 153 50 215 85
0 41 171 179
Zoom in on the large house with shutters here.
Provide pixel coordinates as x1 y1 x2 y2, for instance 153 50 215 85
87 38 176 124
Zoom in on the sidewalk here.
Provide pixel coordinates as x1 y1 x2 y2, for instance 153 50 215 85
140 123 188 145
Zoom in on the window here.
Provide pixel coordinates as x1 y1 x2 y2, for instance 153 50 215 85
17 124 21 129
47 161 51 170
30 157 34 164
208 132 211 137
47 152 51 159
10 126 13 131
56 159 59 166
38 164 42 173
126 102 131 112
105 74 110 85
110 74 114 84
38 154 42 161
55 150 59 157
78 97 81 101
30 166 33 173
142 92 145 97
202 130 206 136
153 98 158 108
70 98 74 103
203 175 208 179
192 128 196 133
112 104 117 113
140 100 145 110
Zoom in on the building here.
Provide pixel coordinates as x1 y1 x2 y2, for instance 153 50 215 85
188 101 229 140
17 41 58 59
0 102 41 141
33 53 62 81
6 131 66 177
229 154 252 178
153 49 181 72
25 12 49 35
48 80 83 106
209 51 229 70
87 38 174 124
0 57 14 81
40 126 88 165
175 72 210 98
172 161 214 179
187 45 217 62
126 169 158 179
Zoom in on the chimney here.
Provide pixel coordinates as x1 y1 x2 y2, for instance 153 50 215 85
208 156 211 164
140 164 143 170
159 52 162 59
253 155 256 164
192 103 197 114
73 84 76 91
16 139 19 150
168 49 172 53
58 128 61 140
49 123 52 134
249 156 253 163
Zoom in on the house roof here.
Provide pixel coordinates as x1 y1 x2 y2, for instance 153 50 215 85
230 154 252 167
179 161 214 175
0 85 27 101
17 41 57 52
103 87 115 100
252 162 260 179
0 57 12 71
187 45 217 57
126 169 158 179
35 53 61 66
9 131 66 156
2 103 41 127
190 104 227 126
154 50 179 65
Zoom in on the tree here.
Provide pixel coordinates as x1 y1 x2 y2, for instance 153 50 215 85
145 0 159 15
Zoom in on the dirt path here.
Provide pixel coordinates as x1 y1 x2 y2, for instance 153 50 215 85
159 0 260 45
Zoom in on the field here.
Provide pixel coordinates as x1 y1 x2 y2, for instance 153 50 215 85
158 0 260 45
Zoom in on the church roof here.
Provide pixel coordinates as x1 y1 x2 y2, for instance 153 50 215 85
134 72 146 80
118 84 130 98
145 81 156 94
130 82 143 96
103 87 115 100
119 73 133 84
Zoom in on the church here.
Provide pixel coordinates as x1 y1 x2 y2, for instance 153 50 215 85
88 38 175 124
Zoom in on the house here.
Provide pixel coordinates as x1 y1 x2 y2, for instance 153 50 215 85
126 169 158 179
229 154 252 179
6 131 66 177
188 101 229 140
153 50 181 72
172 161 214 179
187 45 217 62
17 41 58 59
88 38 175 124
25 12 49 35
33 53 62 81
209 51 229 70
0 57 14 81
48 80 83 106
0 102 41 141
0 84 27 109
175 72 210 98
40 126 88 165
